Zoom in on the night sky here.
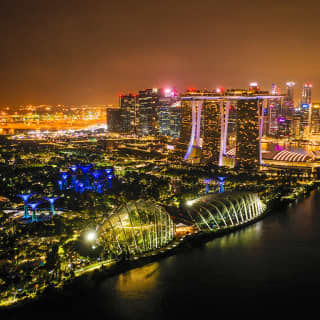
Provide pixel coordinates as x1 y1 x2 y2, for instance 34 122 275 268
1 0 320 105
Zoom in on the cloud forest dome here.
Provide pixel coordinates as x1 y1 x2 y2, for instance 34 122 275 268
186 192 265 231
98 200 174 256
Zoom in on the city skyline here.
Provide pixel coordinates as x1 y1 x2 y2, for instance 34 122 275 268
0 81 317 107
3 0 320 316
1 0 320 105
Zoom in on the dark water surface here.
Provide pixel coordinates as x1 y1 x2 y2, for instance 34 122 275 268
3 191 320 319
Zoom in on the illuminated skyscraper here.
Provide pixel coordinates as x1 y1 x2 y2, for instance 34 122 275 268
263 101 279 136
271 83 280 95
310 102 320 134
286 81 295 102
107 107 121 132
179 86 283 168
119 94 137 135
137 88 159 136
169 101 181 138
235 99 260 169
178 90 229 165
158 88 180 137
201 100 223 164
284 81 295 135
177 98 201 161
302 83 312 105
300 83 313 138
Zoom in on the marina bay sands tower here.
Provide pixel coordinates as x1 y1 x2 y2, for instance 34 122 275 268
177 90 230 166
178 85 284 169
178 97 229 165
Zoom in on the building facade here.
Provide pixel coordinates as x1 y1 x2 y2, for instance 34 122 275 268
201 100 222 164
158 88 180 138
137 88 159 136
106 107 121 132
300 83 313 139
235 99 260 170
119 94 137 135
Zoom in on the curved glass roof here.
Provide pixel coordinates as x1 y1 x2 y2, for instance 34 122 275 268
98 199 174 257
186 192 265 231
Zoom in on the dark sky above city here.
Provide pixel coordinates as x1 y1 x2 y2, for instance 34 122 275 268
1 0 320 105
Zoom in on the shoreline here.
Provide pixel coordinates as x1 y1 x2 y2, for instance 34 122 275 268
0 186 316 311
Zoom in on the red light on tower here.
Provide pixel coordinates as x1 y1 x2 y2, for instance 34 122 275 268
118 94 123 97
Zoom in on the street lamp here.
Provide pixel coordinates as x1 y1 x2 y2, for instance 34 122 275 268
86 231 97 241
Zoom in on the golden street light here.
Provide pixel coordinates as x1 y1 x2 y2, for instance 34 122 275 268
86 231 97 241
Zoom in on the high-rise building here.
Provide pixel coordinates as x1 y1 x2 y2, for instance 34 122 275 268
263 99 280 137
177 86 284 169
284 81 295 118
286 81 295 102
271 83 280 95
137 88 159 136
300 83 313 138
302 83 312 105
106 107 121 132
119 93 137 135
169 101 181 139
284 81 295 136
176 98 200 161
310 102 320 134
177 89 229 165
201 100 222 163
158 88 180 138
292 112 301 139
235 99 260 170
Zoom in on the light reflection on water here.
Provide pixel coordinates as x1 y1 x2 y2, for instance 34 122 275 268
115 262 160 296
5 191 320 319
206 222 263 249
96 191 320 318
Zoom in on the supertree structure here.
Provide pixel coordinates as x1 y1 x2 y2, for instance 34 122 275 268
17 193 33 218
